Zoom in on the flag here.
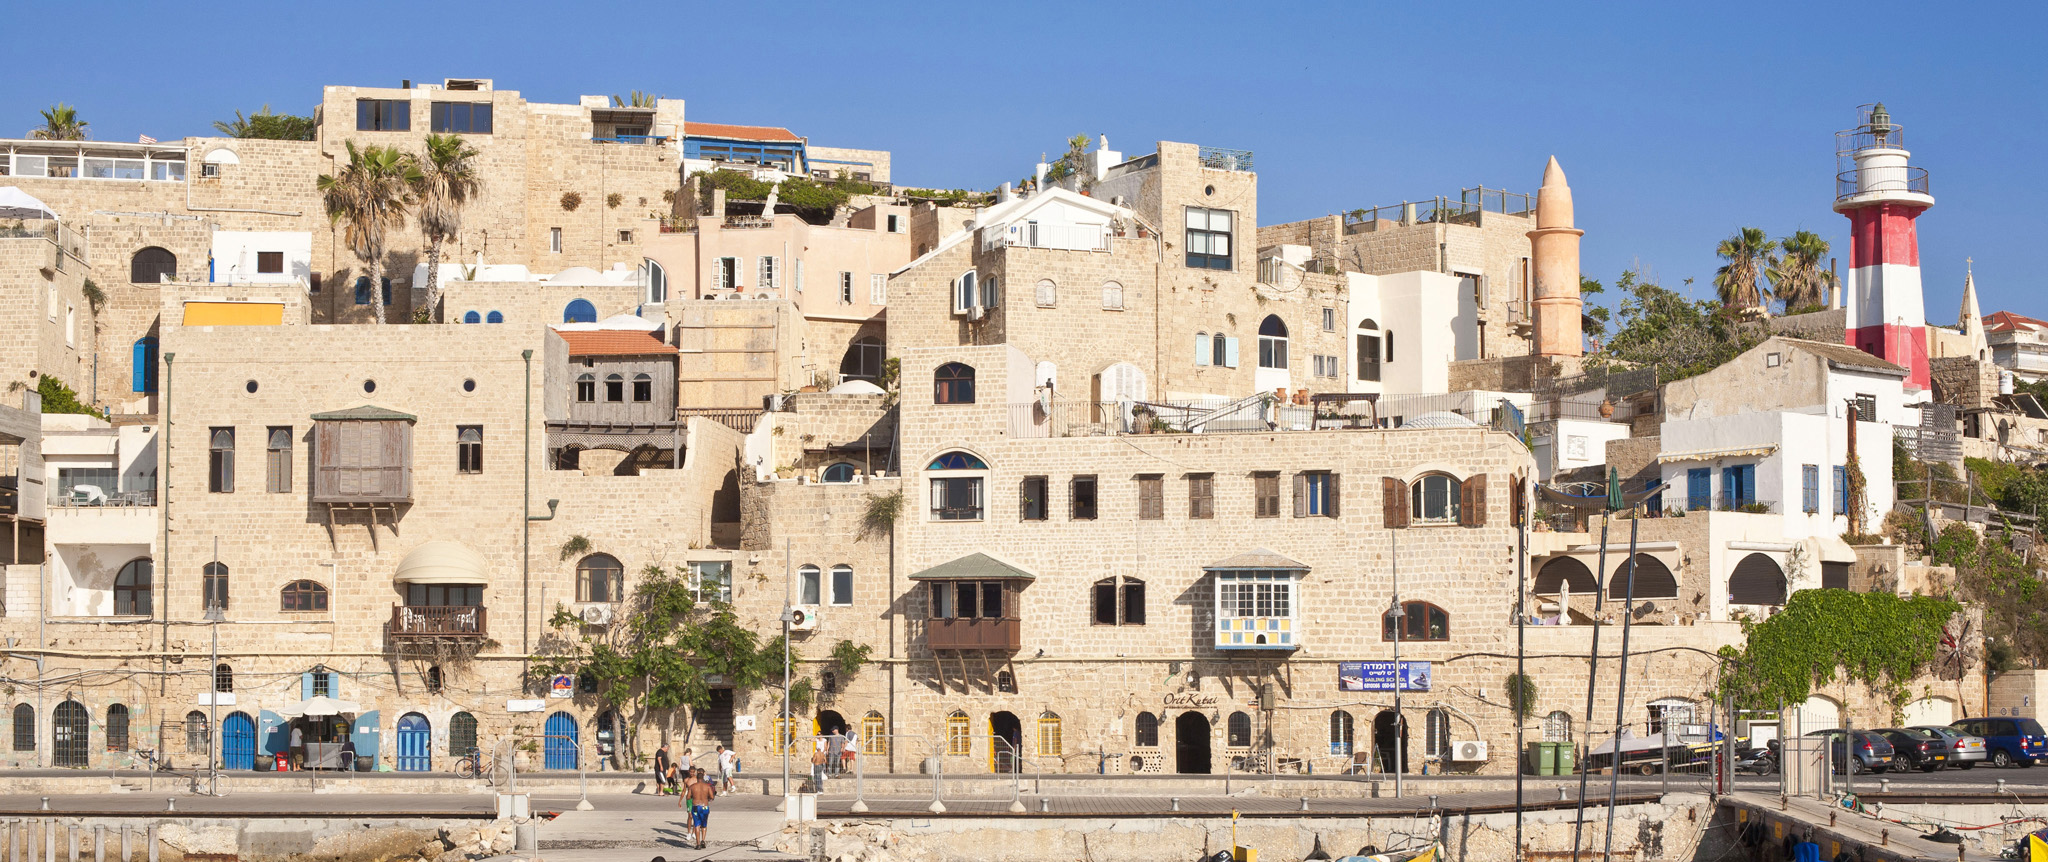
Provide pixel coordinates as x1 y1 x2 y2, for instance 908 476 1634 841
137 134 157 144
2028 832 2048 862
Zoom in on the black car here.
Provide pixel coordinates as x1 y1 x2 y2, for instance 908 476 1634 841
1876 727 1950 772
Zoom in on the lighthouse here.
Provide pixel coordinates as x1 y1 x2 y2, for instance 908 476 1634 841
1835 103 1934 391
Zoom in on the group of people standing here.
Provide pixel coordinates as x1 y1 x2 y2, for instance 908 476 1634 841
654 743 738 850
809 726 858 788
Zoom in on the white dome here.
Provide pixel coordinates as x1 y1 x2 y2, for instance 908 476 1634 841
1404 410 1478 429
546 266 606 285
827 380 887 395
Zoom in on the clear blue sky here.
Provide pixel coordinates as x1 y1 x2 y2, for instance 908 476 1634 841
10 0 2043 322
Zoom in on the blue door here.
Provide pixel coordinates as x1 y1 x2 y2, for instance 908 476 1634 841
395 713 431 772
222 712 256 770
543 711 579 770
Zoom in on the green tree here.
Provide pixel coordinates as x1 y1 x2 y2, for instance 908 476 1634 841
1044 134 1093 190
317 142 419 324
410 133 482 321
1713 227 1777 311
1587 269 1760 382
36 376 94 416
612 91 659 108
212 105 315 141
31 104 88 141
1767 230 1835 312
1579 276 1610 340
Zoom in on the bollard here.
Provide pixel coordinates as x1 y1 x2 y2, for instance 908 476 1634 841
1558 787 1568 801
1040 797 1049 813
1170 797 1180 812
1880 778 1890 793
1428 795 1438 810
163 799 173 814
1998 779 2008 793
1299 797 1309 811
1880 829 1888 847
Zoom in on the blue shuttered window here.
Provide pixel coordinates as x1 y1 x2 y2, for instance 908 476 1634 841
1802 465 1820 514
1686 468 1710 511
1834 466 1850 516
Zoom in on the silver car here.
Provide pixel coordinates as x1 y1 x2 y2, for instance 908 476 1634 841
1909 724 1986 769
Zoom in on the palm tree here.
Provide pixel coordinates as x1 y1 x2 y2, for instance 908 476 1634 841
1767 230 1835 312
1713 227 1777 311
317 142 419 324
410 134 482 322
31 104 88 141
612 91 659 108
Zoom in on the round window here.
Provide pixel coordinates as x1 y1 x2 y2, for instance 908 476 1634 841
363 379 377 393
462 379 476 393
1204 185 1215 196
245 380 258 394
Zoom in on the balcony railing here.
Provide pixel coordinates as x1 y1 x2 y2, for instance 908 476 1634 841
1007 394 1525 438
923 617 1020 651
592 135 669 145
1343 187 1535 230
981 222 1111 253
1197 146 1254 172
0 217 89 264
1835 166 1930 202
389 605 487 639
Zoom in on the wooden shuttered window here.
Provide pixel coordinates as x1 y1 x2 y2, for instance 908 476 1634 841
1459 473 1489 527
1292 471 1340 518
1383 477 1410 529
1293 473 1309 518
1188 474 1214 519
1254 473 1280 518
312 419 413 503
1137 475 1164 520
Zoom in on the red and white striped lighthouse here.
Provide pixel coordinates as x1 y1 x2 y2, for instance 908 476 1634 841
1835 103 1934 391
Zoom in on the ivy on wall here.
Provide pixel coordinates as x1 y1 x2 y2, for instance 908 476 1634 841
1716 589 1959 712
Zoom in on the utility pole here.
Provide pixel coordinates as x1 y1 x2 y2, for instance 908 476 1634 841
1388 529 1403 799
1602 513 1644 862
1570 502 1613 862
1514 476 1529 861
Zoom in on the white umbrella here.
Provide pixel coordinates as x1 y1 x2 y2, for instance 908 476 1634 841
0 187 57 220
273 695 363 718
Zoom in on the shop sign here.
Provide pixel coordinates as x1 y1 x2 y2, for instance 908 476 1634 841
1337 661 1432 692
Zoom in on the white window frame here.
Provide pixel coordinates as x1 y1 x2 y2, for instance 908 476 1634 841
549 227 563 254
952 271 978 315
1411 473 1462 524
1101 281 1124 311
870 274 887 306
716 257 739 290
829 565 854 606
1322 307 1336 331
758 256 777 290
839 271 854 305
1035 279 1056 308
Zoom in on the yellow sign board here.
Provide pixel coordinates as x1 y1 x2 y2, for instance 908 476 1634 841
183 302 284 326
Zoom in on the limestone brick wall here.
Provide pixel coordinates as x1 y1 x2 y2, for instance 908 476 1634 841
0 240 91 401
807 146 892 184
671 299 811 408
436 280 643 329
1931 357 2000 410
760 393 896 478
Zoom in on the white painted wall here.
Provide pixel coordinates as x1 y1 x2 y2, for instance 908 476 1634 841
210 231 313 284
1537 418 1632 481
1345 271 1462 396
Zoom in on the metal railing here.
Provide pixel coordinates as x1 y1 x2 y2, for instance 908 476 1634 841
0 216 89 264
1007 395 1524 438
980 222 1112 253
1836 166 1929 201
1197 146 1254 172
1344 187 1535 228
49 489 157 507
592 135 669 145
388 605 488 638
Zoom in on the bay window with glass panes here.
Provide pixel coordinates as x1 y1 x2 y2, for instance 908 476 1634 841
1212 568 1301 650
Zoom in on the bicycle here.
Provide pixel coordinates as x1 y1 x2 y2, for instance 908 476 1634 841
456 747 494 780
135 748 178 773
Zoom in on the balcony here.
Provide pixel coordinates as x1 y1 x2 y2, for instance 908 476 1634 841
388 605 487 639
1197 146 1255 172
924 617 1019 651
592 135 669 146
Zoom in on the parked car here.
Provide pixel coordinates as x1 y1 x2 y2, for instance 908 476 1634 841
1909 725 1986 769
1765 729 1895 774
1951 717 2048 768
1875 727 1951 772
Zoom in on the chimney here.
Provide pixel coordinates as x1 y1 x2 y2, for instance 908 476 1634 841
401 79 412 90
1034 161 1049 189
997 182 1013 203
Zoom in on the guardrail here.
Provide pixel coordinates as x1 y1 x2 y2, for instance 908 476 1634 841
1344 187 1535 229
1197 146 1254 172
592 135 669 145
1836 166 1929 201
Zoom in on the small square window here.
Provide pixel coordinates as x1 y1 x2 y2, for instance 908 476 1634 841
1322 307 1336 331
617 229 634 243
1765 352 1782 367
200 163 221 178
257 251 284 274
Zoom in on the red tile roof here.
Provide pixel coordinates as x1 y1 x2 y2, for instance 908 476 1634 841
683 122 801 142
1984 311 2048 332
554 330 675 356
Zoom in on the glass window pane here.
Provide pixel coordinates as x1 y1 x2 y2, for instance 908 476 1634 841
981 582 1003 618
1185 209 1205 229
1211 211 1231 231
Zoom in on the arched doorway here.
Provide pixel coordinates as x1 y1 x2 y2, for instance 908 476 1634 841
395 713 431 772
563 298 597 323
221 712 256 770
543 711 580 770
1730 553 1788 605
990 712 1022 774
130 247 177 284
815 710 846 738
1374 710 1409 773
52 700 89 767
1174 712 1211 774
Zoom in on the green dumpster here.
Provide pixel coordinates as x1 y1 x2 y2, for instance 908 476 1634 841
1555 742 1577 775
1526 741 1556 775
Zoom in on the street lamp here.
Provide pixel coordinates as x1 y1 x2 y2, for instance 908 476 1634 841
203 604 225 796
1383 597 1404 800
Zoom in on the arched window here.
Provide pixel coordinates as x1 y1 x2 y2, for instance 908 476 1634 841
862 712 887 756
1092 577 1146 625
1226 711 1252 748
1356 319 1382 382
796 564 822 605
130 247 177 284
132 337 159 393
1257 315 1288 369
115 558 153 616
203 561 229 611
840 336 885 382
1411 473 1462 523
604 373 624 402
1038 712 1064 757
1534 557 1598 594
632 373 652 403
829 564 854 606
577 554 624 603
214 663 233 693
575 373 596 403
928 452 988 470
425 665 444 694
462 310 481 324
106 704 130 751
1101 280 1124 310
1330 711 1356 755
1424 708 1452 758
1729 553 1788 605
1543 711 1572 743
486 310 503 323
563 298 597 323
1135 712 1160 748
450 712 478 757
934 362 976 404
185 710 209 754
820 463 857 483
1383 601 1449 642
644 259 667 303
12 704 32 751
1035 278 1057 307
1608 554 1679 599
928 451 987 521
280 579 328 612
946 711 972 756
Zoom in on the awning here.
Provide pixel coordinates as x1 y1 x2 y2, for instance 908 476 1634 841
1204 548 1309 571
394 540 490 585
272 696 362 718
908 552 1035 581
1657 445 1778 463
1806 534 1859 564
0 187 57 220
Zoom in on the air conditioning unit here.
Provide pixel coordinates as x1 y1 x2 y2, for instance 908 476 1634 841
579 604 615 625
1452 740 1489 763
967 305 986 321
788 605 820 631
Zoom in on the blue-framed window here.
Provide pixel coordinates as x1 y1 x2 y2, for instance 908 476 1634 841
683 138 804 171
462 310 480 324
1645 478 1663 514
486 310 503 323
1801 464 1820 514
131 337 158 393
1834 465 1849 516
563 299 597 323
1722 465 1756 509
1686 468 1710 511
353 277 392 306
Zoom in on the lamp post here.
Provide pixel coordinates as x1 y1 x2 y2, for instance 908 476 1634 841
1386 529 1403 799
203 604 224 796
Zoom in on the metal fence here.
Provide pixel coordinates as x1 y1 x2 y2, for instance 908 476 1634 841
1197 146 1254 172
1343 186 1535 229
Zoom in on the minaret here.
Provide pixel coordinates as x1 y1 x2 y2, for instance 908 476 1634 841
1835 103 1934 391
1528 156 1584 357
1957 259 1987 360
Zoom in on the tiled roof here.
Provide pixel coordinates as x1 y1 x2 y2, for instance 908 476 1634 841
554 330 675 356
1776 337 1909 376
1984 310 2048 333
683 122 801 142
1204 548 1310 571
311 404 417 422
908 553 1036 582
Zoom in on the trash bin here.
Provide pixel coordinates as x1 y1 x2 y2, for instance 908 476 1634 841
1525 742 1551 776
1556 743 1577 775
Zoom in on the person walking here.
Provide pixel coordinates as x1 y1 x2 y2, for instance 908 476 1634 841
717 745 736 792
654 742 676 795
686 767 717 849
